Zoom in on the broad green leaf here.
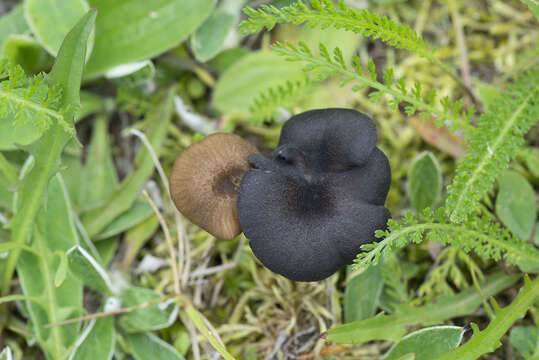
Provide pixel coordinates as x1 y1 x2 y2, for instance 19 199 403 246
207 47 249 73
0 4 29 53
383 326 464 360
67 245 115 294
519 147 539 178
191 10 235 62
54 251 68 287
17 174 83 360
496 170 536 240
85 0 216 78
344 263 383 323
2 34 52 73
82 88 175 238
510 326 538 360
118 287 178 333
213 50 305 118
95 237 119 267
121 214 159 269
0 347 13 360
326 271 518 344
408 152 442 213
105 60 156 86
61 153 84 210
126 332 184 360
0 153 17 210
79 115 118 212
69 317 115 360
3 9 97 295
24 0 91 56
78 91 104 121
94 200 153 240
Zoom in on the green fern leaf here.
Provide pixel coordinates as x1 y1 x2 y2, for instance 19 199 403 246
445 68 539 223
354 208 539 272
248 79 317 124
0 59 70 135
273 42 475 133
240 0 432 58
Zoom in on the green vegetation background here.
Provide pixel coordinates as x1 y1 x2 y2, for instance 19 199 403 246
0 0 537 359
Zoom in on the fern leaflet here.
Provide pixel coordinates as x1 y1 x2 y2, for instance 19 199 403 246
445 68 539 223
273 41 475 133
0 60 71 134
240 0 468 88
248 79 317 124
354 208 539 272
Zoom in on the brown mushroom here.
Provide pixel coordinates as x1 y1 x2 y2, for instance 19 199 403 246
169 133 258 240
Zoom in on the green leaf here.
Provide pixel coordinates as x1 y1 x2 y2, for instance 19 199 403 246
519 147 539 178
67 245 115 294
191 10 235 62
326 271 519 344
383 326 464 360
435 276 539 360
2 34 52 73
79 115 118 212
23 0 91 56
445 69 539 223
213 50 305 118
84 0 216 78
95 237 119 267
105 60 156 86
118 287 178 333
522 0 539 22
94 200 154 240
207 47 249 73
408 152 442 213
54 251 68 287
82 88 175 238
121 214 159 269
510 326 538 360
495 170 537 240
344 263 383 322
0 4 29 53
126 332 184 360
69 317 115 360
16 174 83 359
3 9 97 295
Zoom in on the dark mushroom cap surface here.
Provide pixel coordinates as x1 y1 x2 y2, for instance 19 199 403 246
237 108 391 281
170 133 258 240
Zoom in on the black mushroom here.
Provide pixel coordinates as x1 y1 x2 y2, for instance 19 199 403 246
169 133 259 240
237 108 391 281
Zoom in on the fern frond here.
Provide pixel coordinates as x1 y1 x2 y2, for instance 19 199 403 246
248 79 317 124
240 0 432 57
436 276 539 360
273 42 475 133
0 60 71 134
354 208 539 272
239 0 470 85
445 68 539 223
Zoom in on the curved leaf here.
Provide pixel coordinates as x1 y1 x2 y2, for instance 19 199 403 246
85 0 215 78
24 0 91 56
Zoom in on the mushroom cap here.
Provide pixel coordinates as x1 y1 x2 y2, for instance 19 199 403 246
170 133 258 240
278 108 377 172
237 108 391 281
